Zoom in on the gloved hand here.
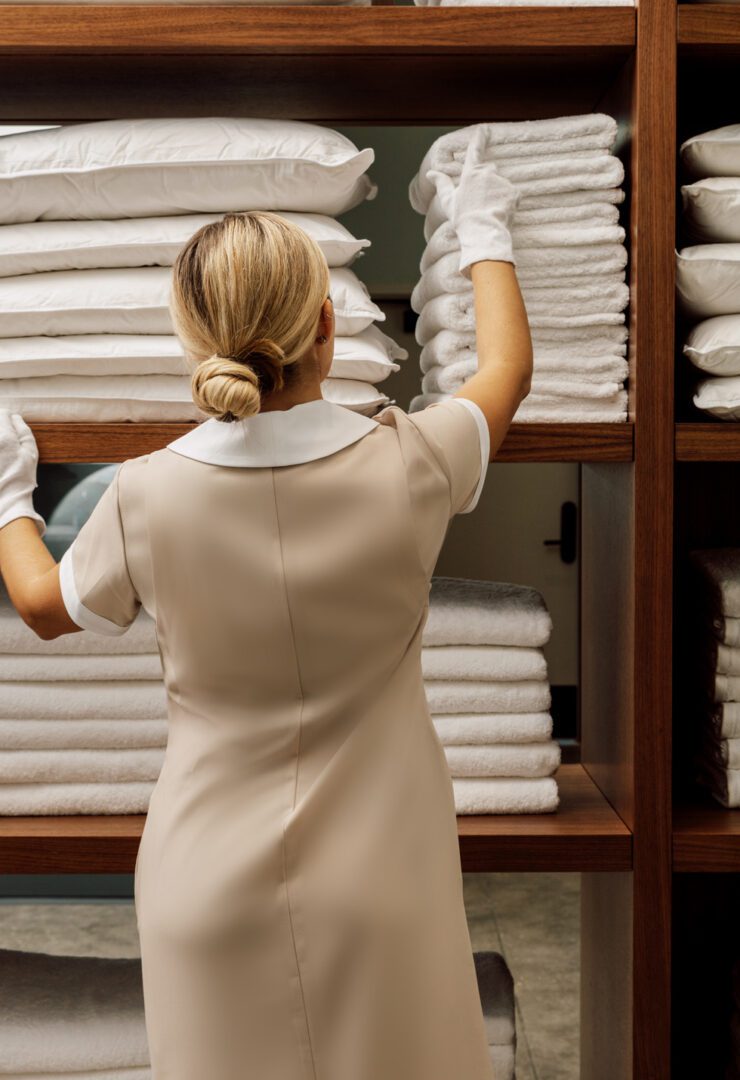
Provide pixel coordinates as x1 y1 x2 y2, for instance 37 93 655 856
427 124 521 278
0 410 46 537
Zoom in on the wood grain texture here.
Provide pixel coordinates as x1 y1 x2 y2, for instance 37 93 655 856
30 421 634 464
0 6 636 53
675 423 740 461
0 766 630 874
674 803 740 872
679 3 740 46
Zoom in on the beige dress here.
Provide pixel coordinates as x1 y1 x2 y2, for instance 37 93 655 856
58 395 494 1080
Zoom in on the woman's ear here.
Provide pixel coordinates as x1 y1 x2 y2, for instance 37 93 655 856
317 296 334 344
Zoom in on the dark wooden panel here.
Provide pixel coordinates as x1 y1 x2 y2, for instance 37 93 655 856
0 53 631 124
679 3 740 46
676 423 740 461
674 802 740 872
0 766 631 873
0 6 636 53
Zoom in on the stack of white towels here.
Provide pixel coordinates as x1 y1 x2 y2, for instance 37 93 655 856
0 947 516 1079
407 113 630 422
689 549 740 808
678 125 740 421
0 118 405 421
424 576 561 814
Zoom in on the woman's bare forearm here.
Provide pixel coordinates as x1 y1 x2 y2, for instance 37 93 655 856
0 518 79 637
453 260 533 457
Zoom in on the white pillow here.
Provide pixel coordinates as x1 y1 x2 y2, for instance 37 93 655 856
0 265 382 338
682 179 740 243
681 125 740 181
321 378 390 415
676 245 740 318
0 327 405 381
694 374 740 420
0 212 370 277
684 315 740 375
0 118 376 224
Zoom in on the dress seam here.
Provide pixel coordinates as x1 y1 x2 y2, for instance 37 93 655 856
271 467 318 1080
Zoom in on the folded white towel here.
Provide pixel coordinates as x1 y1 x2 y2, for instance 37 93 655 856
707 703 740 740
697 757 740 809
0 681 168 720
528 322 629 346
717 616 740 648
444 741 561 778
426 576 553 647
0 781 154 815
421 223 627 273
690 549 740 618
3 1070 151 1080
705 736 740 770
716 642 740 676
473 950 516 1048
0 718 168 750
418 0 633 9
452 776 560 814
421 644 547 681
415 291 626 345
0 653 163 681
0 747 165 784
488 1045 515 1080
431 712 553 745
411 392 629 422
0 948 149 1071
422 364 623 398
410 115 618 211
424 185 625 241
513 200 621 229
419 328 627 372
426 680 551 714
0 593 157 654
715 674 740 703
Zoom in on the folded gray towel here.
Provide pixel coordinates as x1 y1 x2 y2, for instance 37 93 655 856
425 576 552 648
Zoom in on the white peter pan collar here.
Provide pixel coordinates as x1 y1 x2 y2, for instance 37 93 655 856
165 397 380 468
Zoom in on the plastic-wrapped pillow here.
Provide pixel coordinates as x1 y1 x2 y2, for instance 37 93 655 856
684 315 740 376
676 245 740 319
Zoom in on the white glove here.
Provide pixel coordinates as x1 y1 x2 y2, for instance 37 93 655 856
0 410 46 537
427 125 521 278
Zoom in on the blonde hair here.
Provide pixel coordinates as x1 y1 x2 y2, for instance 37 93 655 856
170 211 331 422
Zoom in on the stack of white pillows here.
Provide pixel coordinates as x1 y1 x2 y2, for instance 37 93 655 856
407 114 630 422
0 118 405 421
678 125 740 421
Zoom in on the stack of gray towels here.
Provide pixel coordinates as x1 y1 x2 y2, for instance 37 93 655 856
407 113 629 422
0 947 518 1080
689 549 740 807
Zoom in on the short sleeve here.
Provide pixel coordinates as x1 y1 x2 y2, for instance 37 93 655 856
404 397 490 516
58 463 142 636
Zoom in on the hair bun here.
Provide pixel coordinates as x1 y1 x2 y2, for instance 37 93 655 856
243 337 287 395
192 354 261 422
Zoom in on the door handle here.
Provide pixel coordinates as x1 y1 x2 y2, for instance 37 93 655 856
543 501 577 565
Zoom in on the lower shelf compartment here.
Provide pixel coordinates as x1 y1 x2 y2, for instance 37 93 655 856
0 765 631 875
674 799 740 872
32 421 634 464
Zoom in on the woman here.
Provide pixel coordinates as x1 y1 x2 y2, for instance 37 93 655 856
0 129 531 1080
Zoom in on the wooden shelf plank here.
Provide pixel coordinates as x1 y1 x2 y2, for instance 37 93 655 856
0 6 636 55
675 422 740 461
0 765 632 874
679 3 740 46
31 421 634 464
674 800 740 872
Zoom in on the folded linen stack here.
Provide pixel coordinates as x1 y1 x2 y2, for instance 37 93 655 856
678 125 740 421
424 576 560 814
687 549 740 808
407 114 630 422
0 586 163 816
0 946 514 1080
0 118 405 421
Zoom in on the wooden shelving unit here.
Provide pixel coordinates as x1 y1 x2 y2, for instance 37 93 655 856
674 801 740 873
679 2 740 46
676 423 740 461
0 1 692 1076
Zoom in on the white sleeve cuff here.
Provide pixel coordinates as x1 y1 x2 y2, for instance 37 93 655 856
449 397 490 514
59 545 131 637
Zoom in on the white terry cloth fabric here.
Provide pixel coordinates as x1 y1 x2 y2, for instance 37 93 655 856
452 776 560 814
716 643 740 676
0 948 150 1071
422 364 624 398
697 757 740 809
0 746 165 784
421 644 547 681
411 391 628 421
0 781 154 815
690 549 740 617
0 374 390 421
0 595 157 654
425 680 551 714
415 291 626 345
0 334 188 379
0 717 168 750
707 703 740 740
512 200 621 228
2 1071 151 1080
705 736 740 770
431 712 553 746
0 265 382 339
715 616 740 648
422 354 629 389
0 681 168 720
421 223 627 274
0 653 163 681
410 115 618 210
424 188 625 241
444 741 561 778
426 576 553 647
715 674 740 703
419 328 627 371
489 1045 515 1080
